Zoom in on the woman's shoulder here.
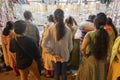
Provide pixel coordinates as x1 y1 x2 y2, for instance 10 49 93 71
87 30 96 34
85 30 96 38
47 25 55 31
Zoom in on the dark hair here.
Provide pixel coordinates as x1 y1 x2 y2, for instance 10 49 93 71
95 13 107 29
3 21 14 36
54 9 66 41
107 17 118 39
14 20 27 34
65 16 73 26
72 17 78 26
117 76 120 80
93 13 109 60
87 15 96 22
24 11 32 20
48 15 54 22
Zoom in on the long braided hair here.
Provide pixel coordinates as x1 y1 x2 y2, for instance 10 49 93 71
93 13 109 60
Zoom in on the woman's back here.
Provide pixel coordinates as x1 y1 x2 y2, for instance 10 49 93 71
77 12 109 80
43 26 73 62
76 56 107 80
2 31 15 66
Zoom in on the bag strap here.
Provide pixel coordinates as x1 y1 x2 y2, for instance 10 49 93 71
14 37 33 59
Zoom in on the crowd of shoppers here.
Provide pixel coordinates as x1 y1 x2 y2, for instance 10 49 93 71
0 8 119 80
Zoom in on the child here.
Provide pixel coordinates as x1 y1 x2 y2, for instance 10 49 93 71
9 20 41 80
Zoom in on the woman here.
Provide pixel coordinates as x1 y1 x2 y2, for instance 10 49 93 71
76 15 95 63
65 16 79 69
42 9 73 80
81 13 108 57
105 17 118 61
106 17 118 40
76 13 109 80
10 20 41 80
107 36 120 80
41 14 55 77
2 21 19 75
65 16 77 35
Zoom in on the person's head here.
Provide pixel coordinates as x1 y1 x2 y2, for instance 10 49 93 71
65 16 77 27
54 9 64 23
106 17 112 25
23 11 32 20
65 16 73 27
107 17 118 39
54 9 66 41
14 20 27 35
3 21 14 36
48 15 54 22
87 15 96 22
93 12 109 60
6 21 14 30
94 13 107 29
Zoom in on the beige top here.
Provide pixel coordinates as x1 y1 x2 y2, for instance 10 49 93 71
41 25 73 62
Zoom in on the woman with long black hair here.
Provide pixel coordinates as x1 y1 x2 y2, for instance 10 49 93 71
2 21 19 75
42 9 73 80
76 13 109 80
